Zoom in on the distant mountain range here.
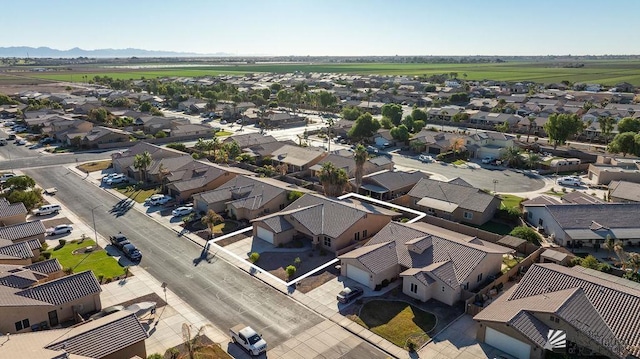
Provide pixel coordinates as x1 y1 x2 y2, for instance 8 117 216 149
0 46 232 58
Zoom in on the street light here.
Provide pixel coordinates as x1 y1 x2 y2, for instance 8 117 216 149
90 205 101 241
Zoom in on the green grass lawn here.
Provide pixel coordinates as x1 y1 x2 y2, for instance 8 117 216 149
215 131 233 137
502 255 520 273
350 300 436 348
77 160 112 173
500 194 525 209
115 186 160 203
452 159 467 166
45 239 125 279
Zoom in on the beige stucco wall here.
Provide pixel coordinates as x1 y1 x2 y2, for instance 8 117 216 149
0 294 101 334
402 275 431 302
465 253 503 291
428 278 461 306
13 233 46 245
477 322 542 359
170 172 237 202
0 258 32 266
332 214 391 253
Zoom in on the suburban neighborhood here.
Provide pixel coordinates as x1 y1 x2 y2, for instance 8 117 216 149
1 58 640 359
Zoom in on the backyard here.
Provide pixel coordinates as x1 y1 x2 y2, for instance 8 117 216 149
44 239 126 280
349 300 436 349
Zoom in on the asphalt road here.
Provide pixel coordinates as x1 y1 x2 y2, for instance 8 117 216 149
24 166 325 350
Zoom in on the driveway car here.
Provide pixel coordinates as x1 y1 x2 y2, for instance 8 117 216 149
481 156 496 164
144 194 164 205
101 173 120 183
105 174 127 185
366 146 379 154
557 176 581 186
337 286 364 304
172 206 193 217
15 138 27 145
148 194 172 206
122 243 142 262
0 173 16 182
418 154 434 163
47 224 73 236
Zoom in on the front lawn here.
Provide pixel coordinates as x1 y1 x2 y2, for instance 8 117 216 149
500 194 525 209
350 300 436 348
115 186 160 203
45 239 125 280
212 220 238 234
215 131 233 137
77 160 112 173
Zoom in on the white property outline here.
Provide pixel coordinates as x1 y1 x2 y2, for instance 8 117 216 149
207 192 426 288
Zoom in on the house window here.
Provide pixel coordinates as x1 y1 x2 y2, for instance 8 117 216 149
477 273 483 283
410 283 418 294
354 232 360 241
463 211 473 220
323 236 331 247
362 230 368 238
14 319 29 331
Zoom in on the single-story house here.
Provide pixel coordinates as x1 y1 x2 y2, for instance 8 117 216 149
0 198 27 226
269 144 326 173
407 178 502 226
587 156 640 185
339 221 511 305
523 203 640 247
0 238 43 265
351 170 429 200
0 220 47 244
165 162 252 202
474 263 640 359
252 193 398 254
608 180 640 203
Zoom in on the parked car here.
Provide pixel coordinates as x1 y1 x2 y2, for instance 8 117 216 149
109 233 130 250
220 120 228 124
47 224 73 236
481 156 496 164
34 204 61 216
0 173 16 182
229 324 267 356
105 174 127 185
40 137 56 145
418 154 434 163
144 194 165 205
101 173 120 183
336 286 364 304
148 194 172 206
172 206 193 217
122 243 142 262
15 138 26 145
366 146 379 154
557 176 581 186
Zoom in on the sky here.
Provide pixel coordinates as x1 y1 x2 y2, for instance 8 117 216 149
5 0 640 56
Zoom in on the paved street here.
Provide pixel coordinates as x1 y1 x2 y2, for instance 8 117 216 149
23 165 391 358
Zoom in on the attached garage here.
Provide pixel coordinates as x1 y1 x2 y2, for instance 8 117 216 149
256 226 274 244
485 327 531 359
346 265 370 287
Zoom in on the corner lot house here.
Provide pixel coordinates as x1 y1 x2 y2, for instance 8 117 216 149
0 198 27 226
474 263 640 359
523 203 640 246
406 178 501 226
252 194 398 254
0 269 101 334
339 221 511 305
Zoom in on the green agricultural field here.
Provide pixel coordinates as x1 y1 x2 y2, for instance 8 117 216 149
14 59 640 85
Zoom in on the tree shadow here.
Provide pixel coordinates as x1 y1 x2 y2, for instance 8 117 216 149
109 198 134 217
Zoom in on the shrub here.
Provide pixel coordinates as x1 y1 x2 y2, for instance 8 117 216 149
63 267 73 275
249 252 260 263
97 274 104 283
285 265 297 278
407 340 416 352
147 354 163 359
58 239 67 247
294 257 301 267
41 242 49 251
42 252 51 260
509 226 541 245
400 217 409 223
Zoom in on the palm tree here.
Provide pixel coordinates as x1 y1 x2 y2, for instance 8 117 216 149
626 252 640 275
133 151 152 183
526 115 536 143
194 138 207 154
500 146 523 168
209 137 220 159
604 234 615 256
526 153 540 170
201 210 223 239
614 240 627 269
353 144 368 193
180 323 217 359
318 162 348 197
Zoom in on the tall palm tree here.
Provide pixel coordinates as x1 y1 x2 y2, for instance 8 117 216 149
353 144 368 193
500 146 523 168
604 234 615 256
614 240 627 269
626 252 640 275
526 153 540 170
180 323 216 359
318 162 348 197
201 210 223 239
133 151 152 183
526 115 536 143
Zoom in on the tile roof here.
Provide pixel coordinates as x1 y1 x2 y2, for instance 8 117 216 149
408 178 498 213
343 221 511 284
45 311 148 358
168 166 227 192
0 269 48 289
261 215 294 232
561 191 604 204
0 241 34 260
0 198 27 218
16 270 101 306
358 170 429 192
475 263 640 358
24 258 63 274
609 180 640 202
225 133 278 148
546 203 640 229
270 145 324 167
0 220 46 242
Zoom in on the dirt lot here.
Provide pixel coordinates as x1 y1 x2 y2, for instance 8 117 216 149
254 249 338 290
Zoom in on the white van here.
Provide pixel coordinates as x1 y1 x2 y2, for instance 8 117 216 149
34 204 61 216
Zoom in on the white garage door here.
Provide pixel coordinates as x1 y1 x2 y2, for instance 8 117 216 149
256 227 274 244
346 265 370 286
485 327 531 359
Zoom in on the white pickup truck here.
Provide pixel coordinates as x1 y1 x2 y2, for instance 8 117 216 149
229 324 267 356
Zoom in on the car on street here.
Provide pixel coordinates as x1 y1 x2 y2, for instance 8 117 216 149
105 174 127 185
122 243 142 262
172 206 193 217
148 194 172 206
47 224 73 236
418 154 434 163
109 233 131 249
337 286 364 304
15 138 27 145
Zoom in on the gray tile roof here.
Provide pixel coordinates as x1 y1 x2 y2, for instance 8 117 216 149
0 269 47 289
368 155 393 167
560 191 604 204
17 270 101 306
24 258 62 275
507 311 549 348
0 220 46 242
271 145 324 167
46 311 148 358
360 170 429 192
408 178 498 213
343 222 510 285
261 216 293 232
546 203 640 229
225 133 277 148
0 241 34 260
0 198 27 218
475 263 640 358
609 180 640 202
169 166 227 192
